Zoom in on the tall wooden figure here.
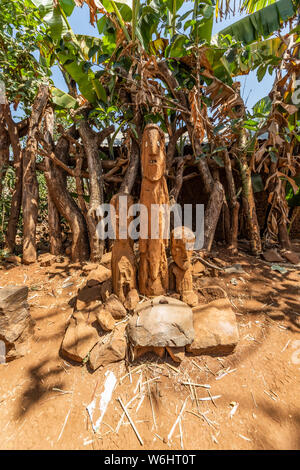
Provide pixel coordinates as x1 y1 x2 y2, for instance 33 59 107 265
111 192 137 305
139 124 169 296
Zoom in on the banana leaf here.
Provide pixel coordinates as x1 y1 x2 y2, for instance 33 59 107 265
218 0 296 45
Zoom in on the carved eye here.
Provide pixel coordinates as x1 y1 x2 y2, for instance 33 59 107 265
157 141 160 148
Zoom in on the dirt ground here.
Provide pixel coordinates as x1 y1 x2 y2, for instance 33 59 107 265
0 243 299 450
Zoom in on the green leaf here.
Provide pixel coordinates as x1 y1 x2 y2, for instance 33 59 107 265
60 0 75 16
168 34 187 58
51 87 78 110
218 0 296 45
257 63 268 82
31 0 68 40
92 79 107 103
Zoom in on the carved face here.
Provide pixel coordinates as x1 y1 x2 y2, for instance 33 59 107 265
171 227 195 270
141 125 165 181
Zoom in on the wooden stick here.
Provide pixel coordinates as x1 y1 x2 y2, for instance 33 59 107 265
180 381 211 389
147 381 157 430
168 397 188 442
118 397 144 446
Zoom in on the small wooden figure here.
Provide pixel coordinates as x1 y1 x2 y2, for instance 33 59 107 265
170 226 198 307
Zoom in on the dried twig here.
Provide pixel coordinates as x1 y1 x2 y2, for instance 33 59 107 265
118 397 144 446
167 397 188 442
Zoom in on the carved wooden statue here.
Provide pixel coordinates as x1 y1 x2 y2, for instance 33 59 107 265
138 124 169 296
111 192 137 306
170 226 198 307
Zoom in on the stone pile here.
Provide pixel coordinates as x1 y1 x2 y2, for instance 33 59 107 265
61 261 240 369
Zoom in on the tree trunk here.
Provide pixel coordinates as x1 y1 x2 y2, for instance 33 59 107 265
44 106 63 255
0 107 9 202
203 181 225 252
79 122 114 262
44 130 90 262
223 150 239 253
22 84 49 264
3 102 23 253
120 137 139 194
236 131 262 255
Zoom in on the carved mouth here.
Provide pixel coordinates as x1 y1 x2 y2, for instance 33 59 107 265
149 159 157 164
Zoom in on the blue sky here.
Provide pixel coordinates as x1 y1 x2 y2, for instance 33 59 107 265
51 2 275 111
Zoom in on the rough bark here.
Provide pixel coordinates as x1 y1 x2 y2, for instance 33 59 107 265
0 106 9 202
44 106 63 255
22 84 49 264
44 130 90 262
203 181 225 252
223 150 239 253
120 137 139 194
236 131 262 255
3 103 23 253
79 122 114 262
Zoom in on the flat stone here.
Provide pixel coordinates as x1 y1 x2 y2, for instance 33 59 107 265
124 289 140 311
105 294 127 319
127 296 194 348
61 312 99 363
281 250 300 265
86 266 112 287
166 346 185 363
187 298 239 356
0 286 34 360
77 285 102 306
99 279 113 302
89 324 126 370
76 297 102 314
262 249 284 263
96 308 116 331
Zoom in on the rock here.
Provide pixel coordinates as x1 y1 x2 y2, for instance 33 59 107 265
187 298 239 356
61 312 99 363
105 294 127 319
166 346 185 363
77 285 102 306
86 266 112 287
101 252 112 267
124 289 140 311
281 250 300 265
82 263 99 273
38 253 56 267
0 286 35 360
6 255 21 264
131 346 165 360
127 296 194 348
99 279 113 302
262 249 284 263
192 260 205 275
96 308 116 331
89 324 126 370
